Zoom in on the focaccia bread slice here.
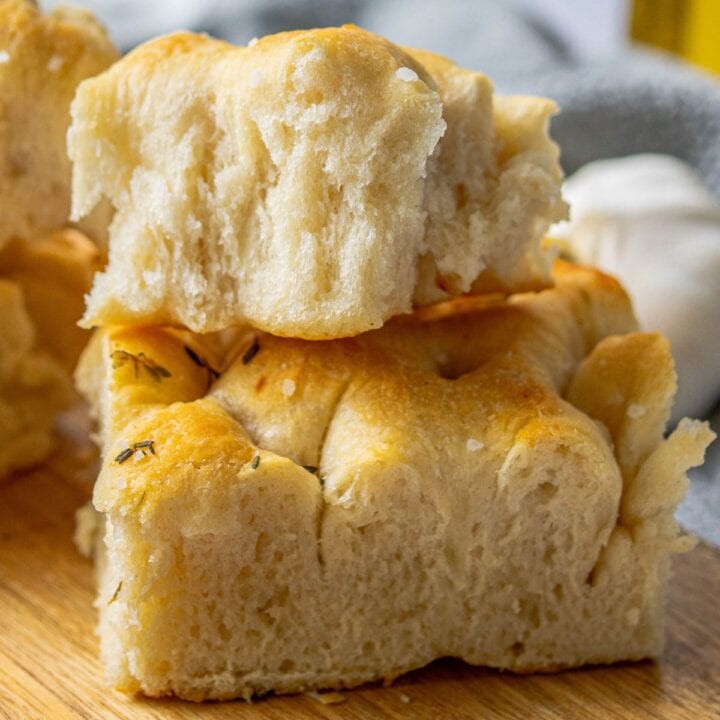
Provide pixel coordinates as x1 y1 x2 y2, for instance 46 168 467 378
70 25 566 339
0 0 117 248
0 228 99 372
76 262 714 700
0 279 72 477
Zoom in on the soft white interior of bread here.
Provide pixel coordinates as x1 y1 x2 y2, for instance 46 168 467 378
70 27 566 339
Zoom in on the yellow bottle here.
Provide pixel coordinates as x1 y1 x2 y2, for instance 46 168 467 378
631 0 720 75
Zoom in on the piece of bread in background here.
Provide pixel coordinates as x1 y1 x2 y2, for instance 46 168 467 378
0 0 117 248
550 154 720 423
70 25 566 340
0 229 98 478
0 280 72 477
76 262 713 700
0 1 116 477
0 229 99 372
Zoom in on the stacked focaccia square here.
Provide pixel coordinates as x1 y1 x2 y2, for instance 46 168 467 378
70 25 714 701
0 0 116 478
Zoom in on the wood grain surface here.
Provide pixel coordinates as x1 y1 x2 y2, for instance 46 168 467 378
1 441 719 720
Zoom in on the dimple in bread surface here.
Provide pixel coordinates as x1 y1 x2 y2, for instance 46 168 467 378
0 0 118 247
76 262 715 700
70 25 566 339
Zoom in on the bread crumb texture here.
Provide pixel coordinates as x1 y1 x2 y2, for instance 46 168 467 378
70 25 566 339
76 262 715 700
0 0 117 248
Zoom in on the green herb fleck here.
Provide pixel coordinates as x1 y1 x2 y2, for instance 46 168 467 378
108 580 122 605
184 345 220 378
133 440 155 456
251 455 261 470
114 440 156 464
184 344 202 366
242 338 260 365
111 350 171 382
300 465 325 486
114 448 134 464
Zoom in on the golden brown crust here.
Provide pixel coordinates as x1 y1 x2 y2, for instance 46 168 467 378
86 260 637 524
84 261 637 504
253 24 435 86
567 332 676 477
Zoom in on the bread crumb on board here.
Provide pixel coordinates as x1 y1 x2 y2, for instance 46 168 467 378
306 691 347 705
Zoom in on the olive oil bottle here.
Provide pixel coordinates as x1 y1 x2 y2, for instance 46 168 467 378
631 0 720 74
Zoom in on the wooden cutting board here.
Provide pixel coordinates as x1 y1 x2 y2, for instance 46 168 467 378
1 441 719 720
